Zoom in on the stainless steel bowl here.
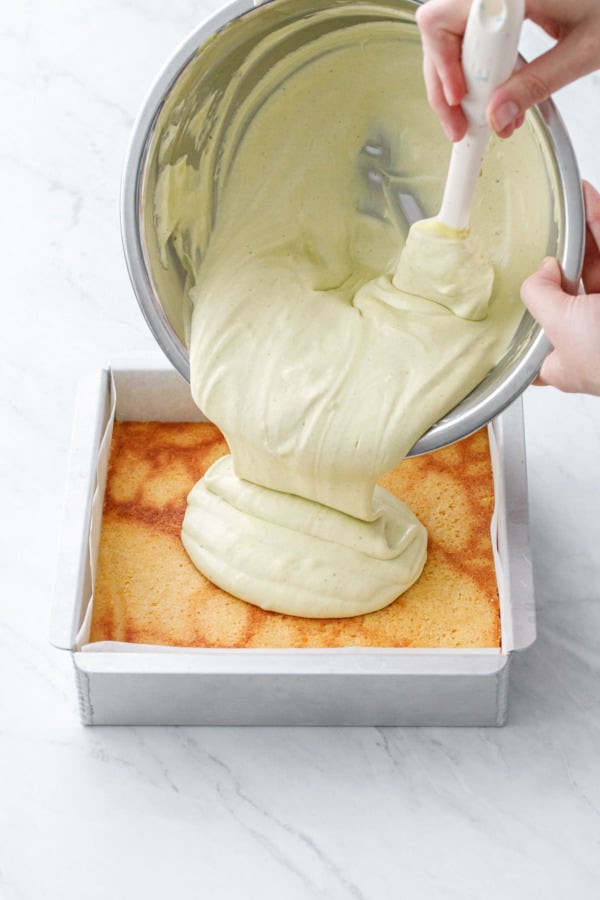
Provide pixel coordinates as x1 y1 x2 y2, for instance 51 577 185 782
121 0 584 455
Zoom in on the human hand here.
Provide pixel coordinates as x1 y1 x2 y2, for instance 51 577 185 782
520 181 600 395
417 0 600 141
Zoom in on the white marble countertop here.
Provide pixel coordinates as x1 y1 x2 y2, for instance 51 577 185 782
3 1 600 897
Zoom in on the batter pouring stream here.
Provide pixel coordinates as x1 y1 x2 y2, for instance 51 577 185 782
154 15 554 617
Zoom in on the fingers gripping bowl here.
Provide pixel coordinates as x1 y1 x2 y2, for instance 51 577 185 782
121 0 584 456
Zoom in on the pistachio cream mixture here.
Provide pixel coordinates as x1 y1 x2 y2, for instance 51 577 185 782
153 12 555 617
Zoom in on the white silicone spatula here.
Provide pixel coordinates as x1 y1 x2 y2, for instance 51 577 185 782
438 0 525 232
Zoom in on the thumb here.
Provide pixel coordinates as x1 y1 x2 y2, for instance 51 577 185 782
488 34 595 137
520 257 574 343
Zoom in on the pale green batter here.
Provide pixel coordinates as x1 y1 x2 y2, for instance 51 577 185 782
154 15 554 617
393 218 495 319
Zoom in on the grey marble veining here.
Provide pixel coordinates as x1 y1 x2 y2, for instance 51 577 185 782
3 2 600 898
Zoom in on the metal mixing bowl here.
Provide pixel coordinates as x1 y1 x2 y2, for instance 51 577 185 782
121 0 584 455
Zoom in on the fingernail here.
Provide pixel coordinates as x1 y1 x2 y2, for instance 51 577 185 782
443 85 462 108
442 121 456 142
492 100 520 134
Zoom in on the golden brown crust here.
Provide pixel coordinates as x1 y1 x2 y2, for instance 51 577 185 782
90 422 500 648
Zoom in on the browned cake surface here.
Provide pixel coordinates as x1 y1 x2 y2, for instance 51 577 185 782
90 422 500 648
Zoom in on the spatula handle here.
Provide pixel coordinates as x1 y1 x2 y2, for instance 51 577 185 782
439 0 525 231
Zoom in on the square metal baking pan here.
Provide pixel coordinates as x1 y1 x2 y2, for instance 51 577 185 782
50 355 536 726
